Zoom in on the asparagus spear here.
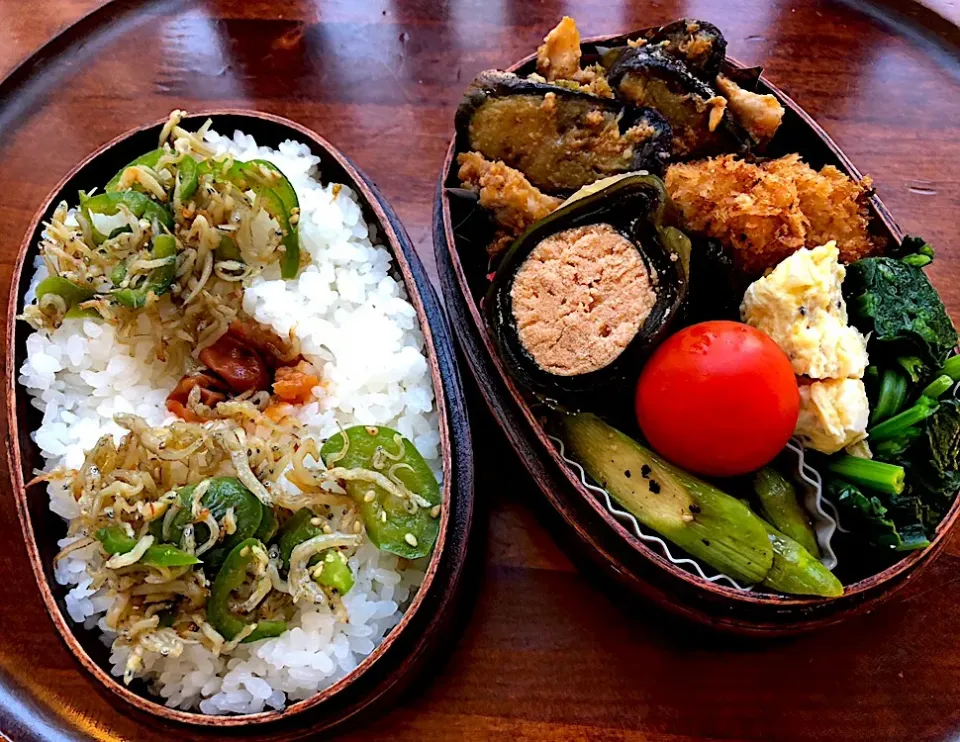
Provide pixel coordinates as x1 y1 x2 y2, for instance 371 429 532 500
753 468 820 557
562 413 773 584
760 521 843 598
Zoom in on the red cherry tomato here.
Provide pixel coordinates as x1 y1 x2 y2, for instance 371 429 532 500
635 321 799 477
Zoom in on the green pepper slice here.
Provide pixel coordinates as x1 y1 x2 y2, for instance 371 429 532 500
165 477 264 567
175 155 199 203
276 508 321 569
199 158 300 278
208 538 286 642
252 505 278 543
215 234 242 261
95 525 200 567
80 190 173 245
320 426 441 559
105 148 165 192
276 509 354 594
112 234 178 308
312 549 355 595
35 276 98 319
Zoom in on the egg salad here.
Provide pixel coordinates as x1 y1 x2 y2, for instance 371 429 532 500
741 242 870 453
740 242 868 379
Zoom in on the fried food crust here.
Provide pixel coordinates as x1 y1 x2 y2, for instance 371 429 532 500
665 154 880 275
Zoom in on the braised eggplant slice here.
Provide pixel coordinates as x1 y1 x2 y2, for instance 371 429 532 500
456 70 673 189
607 46 749 158
644 19 727 80
486 174 688 408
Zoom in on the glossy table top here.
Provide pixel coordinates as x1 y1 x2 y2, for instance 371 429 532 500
1 0 959 739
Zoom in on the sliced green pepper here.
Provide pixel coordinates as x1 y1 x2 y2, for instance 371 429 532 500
175 155 199 203
319 426 441 559
312 549 354 595
112 234 178 308
276 509 354 594
165 477 263 567
277 508 321 569
35 276 98 319
110 261 128 286
252 505 278 543
199 158 300 278
215 234 242 261
80 190 173 245
95 525 200 567
208 538 286 642
105 148 165 192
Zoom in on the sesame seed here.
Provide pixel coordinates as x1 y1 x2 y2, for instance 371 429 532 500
380 510 387 523
430 505 442 518
310 517 322 526
322 524 333 534
353 521 363 534
365 426 379 436
363 490 376 503
404 533 418 547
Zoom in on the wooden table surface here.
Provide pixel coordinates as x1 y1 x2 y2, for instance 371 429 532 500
1 0 960 740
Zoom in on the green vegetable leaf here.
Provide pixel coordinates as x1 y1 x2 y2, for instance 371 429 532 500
844 257 958 366
891 235 935 262
827 479 931 552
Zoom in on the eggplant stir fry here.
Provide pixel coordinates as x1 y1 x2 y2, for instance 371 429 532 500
452 17 960 597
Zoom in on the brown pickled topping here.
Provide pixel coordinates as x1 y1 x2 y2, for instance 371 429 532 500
198 333 270 394
510 224 657 376
165 372 228 423
468 95 650 191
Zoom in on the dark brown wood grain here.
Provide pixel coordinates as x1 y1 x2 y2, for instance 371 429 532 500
1 0 960 740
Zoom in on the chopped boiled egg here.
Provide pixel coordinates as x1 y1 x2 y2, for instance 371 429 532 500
740 241 868 380
741 241 871 454
795 379 870 454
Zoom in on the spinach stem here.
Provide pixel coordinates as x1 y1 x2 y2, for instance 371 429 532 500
869 402 939 441
827 456 906 495
871 369 908 424
922 374 955 400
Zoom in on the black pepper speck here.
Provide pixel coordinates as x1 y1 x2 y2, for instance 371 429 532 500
624 470 632 479
648 480 661 494
641 464 652 479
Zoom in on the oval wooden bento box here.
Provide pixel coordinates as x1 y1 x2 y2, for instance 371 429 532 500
5 111 473 730
433 33 960 635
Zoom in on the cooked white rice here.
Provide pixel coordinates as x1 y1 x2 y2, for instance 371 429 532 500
18 128 441 714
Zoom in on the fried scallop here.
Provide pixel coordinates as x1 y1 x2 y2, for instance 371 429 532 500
665 154 880 275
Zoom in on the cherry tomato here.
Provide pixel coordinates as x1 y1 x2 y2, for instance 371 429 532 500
634 321 799 477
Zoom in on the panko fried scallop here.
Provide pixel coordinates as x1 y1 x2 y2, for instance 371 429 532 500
666 154 881 276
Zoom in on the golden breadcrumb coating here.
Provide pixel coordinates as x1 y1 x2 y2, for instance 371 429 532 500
457 151 562 255
715 74 784 144
665 154 880 275
537 16 582 82
766 155 878 260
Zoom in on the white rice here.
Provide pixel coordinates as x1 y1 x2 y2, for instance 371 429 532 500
18 129 441 714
